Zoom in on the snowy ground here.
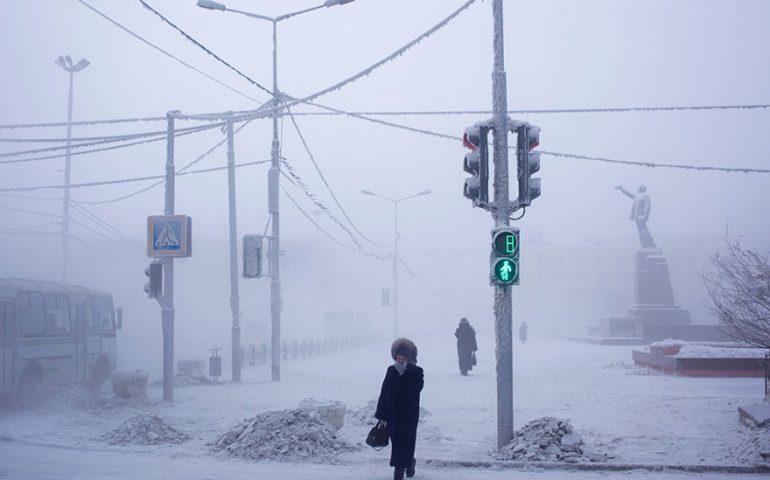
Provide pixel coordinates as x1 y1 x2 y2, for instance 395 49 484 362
0 335 767 479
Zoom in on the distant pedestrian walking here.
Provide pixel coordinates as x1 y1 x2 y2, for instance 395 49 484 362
519 321 528 344
455 317 477 376
375 338 424 480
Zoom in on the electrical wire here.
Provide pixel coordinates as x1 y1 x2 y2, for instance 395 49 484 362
0 159 270 193
137 0 274 98
284 104 770 117
398 256 441 297
75 0 262 105
76 120 254 204
289 0 479 108
71 201 144 250
0 204 61 218
0 122 223 162
284 106 390 248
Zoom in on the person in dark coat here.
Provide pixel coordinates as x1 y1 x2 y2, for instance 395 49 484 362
375 338 424 480
519 321 528 344
455 317 477 376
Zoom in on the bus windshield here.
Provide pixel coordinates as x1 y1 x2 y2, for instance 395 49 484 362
90 296 114 334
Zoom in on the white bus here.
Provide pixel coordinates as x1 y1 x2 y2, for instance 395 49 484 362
0 278 122 403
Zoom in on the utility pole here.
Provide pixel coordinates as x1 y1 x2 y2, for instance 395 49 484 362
55 55 89 282
226 118 242 382
268 20 283 382
162 111 176 402
491 0 514 449
392 202 399 339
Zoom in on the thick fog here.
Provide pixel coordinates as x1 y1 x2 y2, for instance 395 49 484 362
1 0 769 378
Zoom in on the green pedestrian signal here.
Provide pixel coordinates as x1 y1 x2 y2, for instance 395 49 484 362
490 227 520 286
493 258 518 284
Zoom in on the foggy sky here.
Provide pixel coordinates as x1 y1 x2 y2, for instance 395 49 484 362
1 0 769 374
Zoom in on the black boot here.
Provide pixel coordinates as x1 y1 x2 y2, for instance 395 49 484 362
406 458 416 478
394 466 405 480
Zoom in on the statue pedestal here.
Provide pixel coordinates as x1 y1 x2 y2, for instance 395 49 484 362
598 249 696 340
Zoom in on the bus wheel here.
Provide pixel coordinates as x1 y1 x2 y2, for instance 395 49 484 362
87 355 110 395
16 365 42 407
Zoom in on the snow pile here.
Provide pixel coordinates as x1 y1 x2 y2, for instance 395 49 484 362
152 373 214 387
732 427 770 465
213 408 359 462
46 385 106 412
495 417 606 463
101 414 191 446
297 398 346 430
674 344 766 359
346 400 378 426
347 400 431 426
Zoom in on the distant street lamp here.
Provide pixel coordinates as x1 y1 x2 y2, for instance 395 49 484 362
55 55 90 283
361 188 431 338
197 0 356 382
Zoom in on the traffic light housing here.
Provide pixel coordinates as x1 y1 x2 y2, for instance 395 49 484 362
516 124 541 207
490 227 520 286
243 234 263 278
462 125 490 207
144 261 163 298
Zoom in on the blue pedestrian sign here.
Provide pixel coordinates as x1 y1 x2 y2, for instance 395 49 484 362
147 215 192 257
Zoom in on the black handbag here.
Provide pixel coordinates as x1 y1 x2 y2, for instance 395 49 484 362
471 352 477 366
366 420 389 449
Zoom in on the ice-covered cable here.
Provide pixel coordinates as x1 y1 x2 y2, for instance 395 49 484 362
399 256 441 297
76 120 254 204
137 0 274 98
285 106 390 248
541 150 770 173
76 0 262 105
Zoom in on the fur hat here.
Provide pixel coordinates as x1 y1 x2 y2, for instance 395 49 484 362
391 337 418 364
460 317 469 324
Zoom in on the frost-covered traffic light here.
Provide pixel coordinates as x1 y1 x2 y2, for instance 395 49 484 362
243 234 263 278
144 261 163 298
516 124 541 207
490 227 519 286
462 125 490 207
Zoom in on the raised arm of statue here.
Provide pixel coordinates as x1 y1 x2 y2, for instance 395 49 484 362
615 185 634 199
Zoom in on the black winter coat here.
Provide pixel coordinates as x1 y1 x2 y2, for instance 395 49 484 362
455 323 477 371
375 363 424 468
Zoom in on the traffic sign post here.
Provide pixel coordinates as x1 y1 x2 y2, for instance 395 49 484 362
147 215 192 258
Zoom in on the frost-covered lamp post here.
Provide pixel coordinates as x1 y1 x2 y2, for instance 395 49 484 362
196 0 356 382
361 189 431 339
54 55 89 282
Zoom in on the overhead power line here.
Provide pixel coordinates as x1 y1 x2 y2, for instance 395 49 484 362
137 0 274 98
285 106 390 248
285 103 770 116
0 159 270 193
399 256 441 297
75 0 262 105
77 119 254 205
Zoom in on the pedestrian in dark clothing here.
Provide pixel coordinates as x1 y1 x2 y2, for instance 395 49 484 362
519 321 528 344
375 338 424 480
454 317 477 376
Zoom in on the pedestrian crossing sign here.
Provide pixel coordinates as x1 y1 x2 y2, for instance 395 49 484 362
147 215 192 257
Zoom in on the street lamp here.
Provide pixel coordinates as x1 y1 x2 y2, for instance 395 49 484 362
197 0 355 382
361 188 431 338
55 55 90 283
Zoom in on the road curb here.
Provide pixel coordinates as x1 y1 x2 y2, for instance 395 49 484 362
423 458 770 474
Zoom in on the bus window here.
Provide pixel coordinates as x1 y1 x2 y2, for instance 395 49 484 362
18 292 45 337
4 303 12 347
91 296 114 333
45 293 71 335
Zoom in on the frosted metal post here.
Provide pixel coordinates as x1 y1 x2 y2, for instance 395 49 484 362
162 111 176 402
269 19 282 382
491 0 514 449
55 56 89 282
392 202 399 338
226 119 242 382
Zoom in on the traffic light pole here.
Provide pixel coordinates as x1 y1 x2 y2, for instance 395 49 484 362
226 118 242 382
268 20 282 382
162 111 176 402
491 0 514 450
